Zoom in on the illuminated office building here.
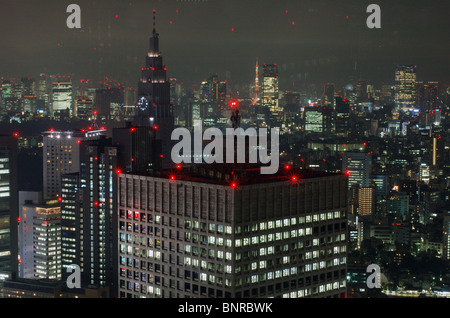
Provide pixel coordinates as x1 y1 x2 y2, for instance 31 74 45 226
416 81 439 112
21 78 37 113
395 65 416 110
1 80 18 112
334 97 350 138
18 197 61 280
136 14 174 169
444 214 450 260
342 152 372 189
0 136 18 275
261 64 283 126
51 82 73 116
42 128 105 200
61 137 119 296
118 165 348 298
358 187 375 218
74 97 94 120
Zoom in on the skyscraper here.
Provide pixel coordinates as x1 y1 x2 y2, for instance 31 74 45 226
416 81 439 112
118 165 348 298
395 65 416 110
60 173 80 277
18 198 61 280
136 11 174 169
358 187 375 218
78 137 119 293
51 82 73 116
42 128 105 201
334 97 350 138
0 135 18 276
112 123 161 173
21 78 37 114
261 64 282 126
61 137 119 296
342 152 372 189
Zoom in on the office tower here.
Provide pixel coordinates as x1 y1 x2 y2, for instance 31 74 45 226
358 187 375 218
283 93 301 129
217 81 228 115
60 173 80 277
394 65 416 110
136 13 174 169
387 192 409 221
0 136 18 276
304 107 323 133
372 175 389 197
169 78 182 107
61 137 119 295
94 87 124 121
419 163 430 184
334 97 350 137
304 106 332 134
169 78 184 123
380 84 393 103
323 83 335 106
261 64 283 126
42 128 105 200
113 124 161 174
118 165 348 298
1 80 18 113
342 152 371 189
51 81 73 116
416 81 439 112
21 78 37 113
18 196 61 280
74 97 94 120
443 214 450 260
353 79 367 103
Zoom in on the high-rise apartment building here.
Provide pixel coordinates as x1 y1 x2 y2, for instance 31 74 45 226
395 65 416 110
118 165 348 298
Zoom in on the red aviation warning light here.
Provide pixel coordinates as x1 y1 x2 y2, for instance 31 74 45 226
231 182 238 189
170 175 176 181
291 175 298 182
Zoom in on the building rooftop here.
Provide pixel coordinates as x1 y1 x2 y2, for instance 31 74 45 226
124 163 344 187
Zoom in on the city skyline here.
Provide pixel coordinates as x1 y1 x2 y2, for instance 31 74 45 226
0 0 449 302
0 0 449 88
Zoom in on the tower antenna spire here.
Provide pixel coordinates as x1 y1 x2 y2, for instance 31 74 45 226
153 9 157 36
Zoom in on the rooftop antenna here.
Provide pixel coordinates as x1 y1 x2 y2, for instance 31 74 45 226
153 9 157 36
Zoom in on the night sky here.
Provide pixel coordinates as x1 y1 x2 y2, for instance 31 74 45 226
0 0 449 89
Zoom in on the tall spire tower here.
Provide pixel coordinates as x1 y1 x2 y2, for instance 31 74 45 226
136 9 174 169
252 57 260 105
